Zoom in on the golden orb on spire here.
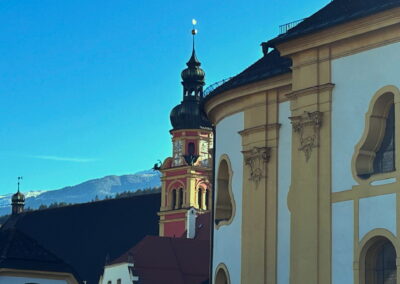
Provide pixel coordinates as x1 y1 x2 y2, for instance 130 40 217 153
192 18 198 35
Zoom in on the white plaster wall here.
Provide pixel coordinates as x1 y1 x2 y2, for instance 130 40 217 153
0 276 67 284
277 101 291 284
213 112 244 284
100 263 135 284
332 201 354 284
359 194 396 240
332 41 400 192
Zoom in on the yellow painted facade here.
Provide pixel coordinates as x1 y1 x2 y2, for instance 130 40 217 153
205 5 400 284
0 268 79 284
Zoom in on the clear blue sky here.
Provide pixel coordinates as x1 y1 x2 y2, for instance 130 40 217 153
0 0 330 194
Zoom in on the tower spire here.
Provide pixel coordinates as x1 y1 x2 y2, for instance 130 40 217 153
170 19 211 131
179 19 205 101
17 176 22 193
12 176 25 215
192 19 197 53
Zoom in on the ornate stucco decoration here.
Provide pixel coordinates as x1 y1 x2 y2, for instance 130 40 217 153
242 147 271 186
289 111 323 161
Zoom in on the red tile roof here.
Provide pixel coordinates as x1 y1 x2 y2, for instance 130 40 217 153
111 235 210 284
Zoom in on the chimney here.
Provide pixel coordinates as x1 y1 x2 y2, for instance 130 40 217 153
186 208 197 239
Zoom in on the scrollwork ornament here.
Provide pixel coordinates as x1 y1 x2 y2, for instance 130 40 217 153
289 111 323 161
242 147 271 188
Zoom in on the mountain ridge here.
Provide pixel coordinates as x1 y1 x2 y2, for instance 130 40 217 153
0 169 161 216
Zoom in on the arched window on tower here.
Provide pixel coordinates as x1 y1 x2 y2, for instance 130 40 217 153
205 189 210 210
171 189 177 210
188 142 196 155
198 188 202 210
364 238 397 284
179 188 184 208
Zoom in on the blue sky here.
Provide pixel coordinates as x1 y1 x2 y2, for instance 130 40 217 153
0 0 330 194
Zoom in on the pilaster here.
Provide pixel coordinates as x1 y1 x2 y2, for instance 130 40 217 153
287 46 333 284
240 89 280 284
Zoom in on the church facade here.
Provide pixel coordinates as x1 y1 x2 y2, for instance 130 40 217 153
205 1 400 284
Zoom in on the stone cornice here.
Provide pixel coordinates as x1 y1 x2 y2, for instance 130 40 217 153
204 73 292 125
286 83 335 100
238 123 281 137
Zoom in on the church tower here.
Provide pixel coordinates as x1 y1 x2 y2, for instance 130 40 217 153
158 22 213 238
11 177 25 215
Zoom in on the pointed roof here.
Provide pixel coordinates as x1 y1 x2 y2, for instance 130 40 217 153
0 227 80 280
187 49 201 67
3 193 161 284
265 0 400 47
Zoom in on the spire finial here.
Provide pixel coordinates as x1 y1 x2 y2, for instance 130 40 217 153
191 19 198 52
17 176 23 193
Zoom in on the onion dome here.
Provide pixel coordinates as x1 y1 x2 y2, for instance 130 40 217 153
12 190 25 204
170 22 211 131
181 51 205 85
170 99 212 130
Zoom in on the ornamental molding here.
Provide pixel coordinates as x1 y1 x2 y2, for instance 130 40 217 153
238 123 281 137
286 83 335 100
242 147 271 187
289 111 323 161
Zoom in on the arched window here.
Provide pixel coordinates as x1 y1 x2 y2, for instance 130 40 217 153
171 189 177 210
188 142 196 155
198 188 202 209
117 279 121 284
373 103 395 174
215 265 230 284
364 238 397 284
179 188 184 208
215 156 235 226
354 91 396 179
205 189 210 210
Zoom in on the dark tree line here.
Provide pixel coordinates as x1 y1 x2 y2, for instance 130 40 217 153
0 187 161 225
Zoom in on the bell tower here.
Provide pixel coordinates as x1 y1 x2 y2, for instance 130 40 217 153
158 20 213 238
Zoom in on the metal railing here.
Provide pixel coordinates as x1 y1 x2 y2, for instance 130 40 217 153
204 77 233 97
279 18 305 35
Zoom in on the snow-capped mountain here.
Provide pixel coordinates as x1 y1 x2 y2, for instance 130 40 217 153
0 169 161 216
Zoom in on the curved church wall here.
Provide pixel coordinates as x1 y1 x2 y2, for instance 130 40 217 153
332 41 400 193
331 41 400 284
213 112 244 284
277 101 292 284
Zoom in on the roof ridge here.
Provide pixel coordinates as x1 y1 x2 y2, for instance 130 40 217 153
265 0 400 46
